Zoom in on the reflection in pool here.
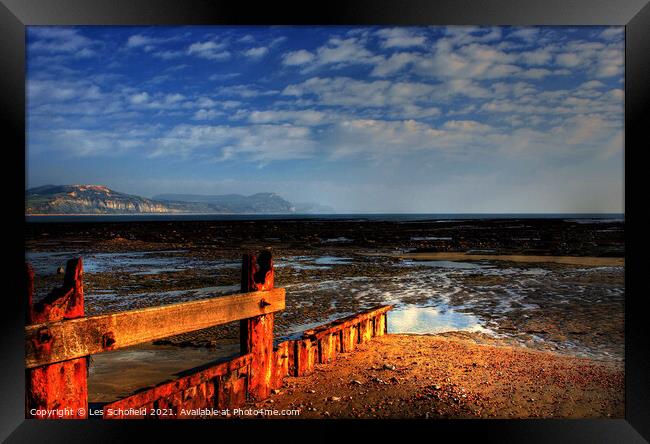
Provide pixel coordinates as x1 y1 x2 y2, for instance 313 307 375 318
387 305 491 334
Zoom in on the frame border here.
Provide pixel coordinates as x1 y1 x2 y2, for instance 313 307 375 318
2 0 648 441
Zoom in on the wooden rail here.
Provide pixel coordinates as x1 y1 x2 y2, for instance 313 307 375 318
25 288 285 369
25 250 391 419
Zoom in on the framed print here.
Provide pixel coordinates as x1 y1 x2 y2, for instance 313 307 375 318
1 0 648 442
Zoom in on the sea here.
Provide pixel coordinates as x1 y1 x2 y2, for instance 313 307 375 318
25 213 624 223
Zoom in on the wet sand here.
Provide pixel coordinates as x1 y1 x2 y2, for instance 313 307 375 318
378 252 624 267
257 334 624 419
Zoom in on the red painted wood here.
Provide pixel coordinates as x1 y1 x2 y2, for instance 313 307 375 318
103 353 252 419
240 251 275 400
26 258 88 419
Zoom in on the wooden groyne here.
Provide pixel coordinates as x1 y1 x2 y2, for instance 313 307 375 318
25 251 391 419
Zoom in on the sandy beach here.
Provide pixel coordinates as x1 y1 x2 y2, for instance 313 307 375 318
254 334 624 419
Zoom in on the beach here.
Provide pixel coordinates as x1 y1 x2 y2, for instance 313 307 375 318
255 334 624 419
25 216 624 412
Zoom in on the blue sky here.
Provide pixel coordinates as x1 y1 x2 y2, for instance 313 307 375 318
26 26 624 213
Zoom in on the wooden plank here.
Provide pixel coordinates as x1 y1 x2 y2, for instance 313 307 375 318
26 258 88 420
302 305 393 339
375 313 387 337
26 288 285 369
271 341 290 390
341 325 358 353
318 331 339 364
217 366 249 410
359 318 374 343
295 338 317 376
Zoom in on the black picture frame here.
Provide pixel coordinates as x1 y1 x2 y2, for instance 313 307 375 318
2 0 648 442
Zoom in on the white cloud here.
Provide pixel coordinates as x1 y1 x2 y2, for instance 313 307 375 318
209 72 241 81
152 123 316 162
519 49 552 65
370 52 418 77
217 84 279 98
600 27 624 40
520 68 553 79
442 26 503 45
129 92 150 105
187 41 231 61
248 109 327 125
508 27 539 43
28 79 103 102
153 50 184 60
556 53 582 68
243 46 269 58
282 37 380 72
326 118 502 161
192 109 223 120
282 49 315 65
376 28 426 48
442 120 491 132
126 34 156 48
29 27 99 56
580 80 605 89
283 76 440 108
32 128 148 156
554 40 623 78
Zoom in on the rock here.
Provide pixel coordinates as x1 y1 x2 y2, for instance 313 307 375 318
330 396 341 402
383 364 396 371
351 380 363 385
308 390 316 394
271 389 281 395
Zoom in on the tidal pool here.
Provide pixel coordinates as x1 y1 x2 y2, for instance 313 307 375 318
387 305 491 334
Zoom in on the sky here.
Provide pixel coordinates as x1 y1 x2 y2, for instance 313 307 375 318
26 26 624 213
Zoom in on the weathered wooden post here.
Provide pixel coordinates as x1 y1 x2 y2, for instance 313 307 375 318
25 258 88 419
240 250 274 401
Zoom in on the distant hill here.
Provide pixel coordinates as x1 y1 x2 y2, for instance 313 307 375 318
293 202 336 214
26 185 175 215
153 192 295 214
25 184 330 215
